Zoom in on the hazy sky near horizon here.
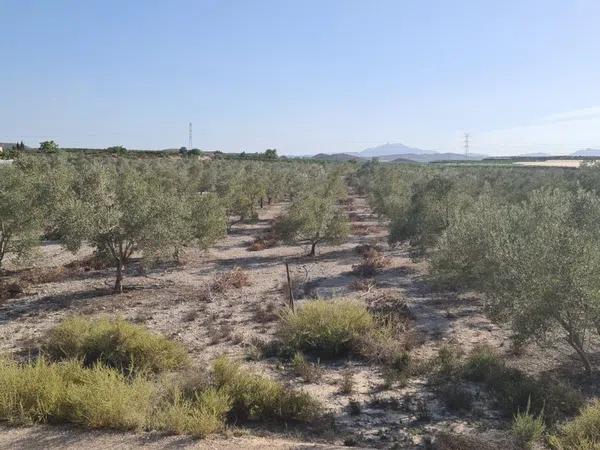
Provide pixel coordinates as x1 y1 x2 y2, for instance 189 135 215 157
1 0 600 155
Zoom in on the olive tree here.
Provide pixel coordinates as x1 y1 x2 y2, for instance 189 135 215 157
54 163 225 292
433 188 600 373
39 140 59 153
190 193 227 249
276 174 349 256
0 165 43 268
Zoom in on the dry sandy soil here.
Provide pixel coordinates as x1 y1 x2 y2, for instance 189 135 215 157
515 159 585 167
0 196 583 449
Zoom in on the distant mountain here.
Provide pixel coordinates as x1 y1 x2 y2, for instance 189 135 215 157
388 152 487 163
313 142 487 163
351 142 487 161
572 148 600 157
352 143 437 157
312 151 486 163
518 152 551 157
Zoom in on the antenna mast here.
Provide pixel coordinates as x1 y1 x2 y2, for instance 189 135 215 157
188 122 193 150
464 133 470 159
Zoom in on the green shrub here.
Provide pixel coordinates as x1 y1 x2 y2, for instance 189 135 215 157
0 357 71 424
549 400 600 450
66 364 154 430
277 299 374 357
483 367 581 424
431 344 464 378
0 358 153 430
212 356 321 422
45 316 189 374
0 357 233 437
380 350 412 388
291 352 322 383
425 346 582 424
512 399 545 449
460 347 583 424
439 384 473 412
156 387 231 437
462 345 502 382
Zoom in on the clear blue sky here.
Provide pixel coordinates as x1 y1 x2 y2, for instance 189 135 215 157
1 0 599 155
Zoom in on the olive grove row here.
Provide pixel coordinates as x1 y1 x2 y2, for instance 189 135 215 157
0 155 350 292
352 161 600 373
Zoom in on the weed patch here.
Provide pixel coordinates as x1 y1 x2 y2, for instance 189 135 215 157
45 316 189 374
428 345 583 424
549 399 600 449
352 248 391 277
212 356 321 422
155 387 231 437
0 279 25 301
211 267 250 292
290 352 322 383
277 299 374 357
512 399 545 449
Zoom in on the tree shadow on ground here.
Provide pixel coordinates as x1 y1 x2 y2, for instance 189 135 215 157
0 289 114 325
0 425 199 450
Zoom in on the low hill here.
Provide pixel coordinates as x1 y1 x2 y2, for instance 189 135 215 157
352 142 437 157
312 153 363 162
572 148 600 157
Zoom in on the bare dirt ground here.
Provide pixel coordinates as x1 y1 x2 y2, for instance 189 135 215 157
515 159 585 168
0 196 581 449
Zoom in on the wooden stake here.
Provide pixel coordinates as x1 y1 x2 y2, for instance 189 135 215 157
285 261 295 312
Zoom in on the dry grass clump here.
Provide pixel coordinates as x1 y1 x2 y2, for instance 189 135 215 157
19 266 69 284
432 432 504 450
354 243 384 257
247 239 268 252
350 278 376 292
281 273 307 301
0 279 25 301
290 352 322 383
17 255 111 286
549 400 600 449
368 292 414 325
244 337 282 361
278 299 375 357
247 230 279 252
339 371 355 394
210 267 251 292
212 356 321 422
352 248 391 277
350 223 373 236
64 254 112 271
197 285 215 303
348 211 365 222
355 320 409 364
253 301 279 323
438 384 473 412
45 316 189 375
